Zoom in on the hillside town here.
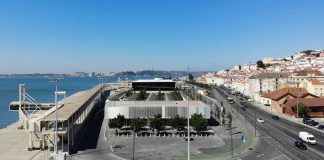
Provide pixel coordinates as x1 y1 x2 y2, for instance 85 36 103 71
198 49 324 118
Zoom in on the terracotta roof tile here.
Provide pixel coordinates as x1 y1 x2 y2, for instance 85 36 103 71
309 79 324 85
295 69 324 76
262 87 312 100
250 72 290 79
284 98 324 107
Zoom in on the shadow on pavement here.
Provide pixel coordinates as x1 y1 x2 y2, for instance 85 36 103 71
208 117 220 126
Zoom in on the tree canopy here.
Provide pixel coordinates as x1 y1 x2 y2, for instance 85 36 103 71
137 88 147 100
256 60 266 69
171 114 186 131
108 114 126 133
190 113 208 134
131 117 146 133
188 74 194 81
295 103 311 118
227 113 232 129
149 114 165 134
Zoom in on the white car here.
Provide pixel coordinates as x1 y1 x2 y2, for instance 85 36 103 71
248 98 254 102
257 118 265 123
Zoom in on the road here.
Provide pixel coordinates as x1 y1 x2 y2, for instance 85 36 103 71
214 86 324 160
183 84 292 160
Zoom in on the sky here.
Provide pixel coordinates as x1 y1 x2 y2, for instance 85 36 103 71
0 0 323 74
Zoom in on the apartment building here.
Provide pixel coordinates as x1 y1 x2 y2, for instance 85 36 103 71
300 79 324 97
248 72 290 102
288 69 324 87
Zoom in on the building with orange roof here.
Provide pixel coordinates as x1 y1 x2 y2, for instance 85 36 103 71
300 79 324 97
282 98 324 117
261 87 318 114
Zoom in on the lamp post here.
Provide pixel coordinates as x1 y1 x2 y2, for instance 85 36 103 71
187 66 190 160
54 91 66 155
296 93 301 122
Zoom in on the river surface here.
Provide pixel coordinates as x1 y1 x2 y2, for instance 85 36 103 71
0 75 183 128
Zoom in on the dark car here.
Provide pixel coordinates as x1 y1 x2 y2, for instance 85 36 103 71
272 115 279 120
184 137 194 141
317 124 324 130
264 103 271 106
295 140 307 150
241 107 246 111
303 118 311 124
306 120 316 126
310 121 319 127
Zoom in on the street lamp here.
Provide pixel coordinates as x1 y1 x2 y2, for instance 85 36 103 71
54 91 66 155
187 66 190 160
296 93 301 121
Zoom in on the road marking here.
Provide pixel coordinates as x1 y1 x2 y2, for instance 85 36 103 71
270 154 291 160
146 93 152 101
256 153 264 158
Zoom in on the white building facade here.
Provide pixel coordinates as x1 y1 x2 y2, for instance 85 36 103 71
105 101 210 119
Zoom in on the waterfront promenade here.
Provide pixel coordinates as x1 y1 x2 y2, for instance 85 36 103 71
0 122 44 160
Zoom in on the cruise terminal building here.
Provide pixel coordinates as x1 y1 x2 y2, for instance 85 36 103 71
104 78 210 119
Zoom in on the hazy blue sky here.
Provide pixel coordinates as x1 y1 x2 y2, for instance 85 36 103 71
0 0 323 73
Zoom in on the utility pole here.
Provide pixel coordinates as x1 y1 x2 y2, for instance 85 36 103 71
297 93 300 122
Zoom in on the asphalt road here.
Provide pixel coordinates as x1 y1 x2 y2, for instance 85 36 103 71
215 87 324 160
184 84 290 160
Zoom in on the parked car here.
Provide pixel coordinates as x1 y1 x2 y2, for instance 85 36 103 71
310 121 319 127
299 131 316 144
264 104 271 106
248 99 254 102
295 140 307 150
272 115 279 120
239 102 246 105
241 107 246 111
257 118 265 123
184 137 194 141
317 124 324 130
305 120 317 126
303 118 311 124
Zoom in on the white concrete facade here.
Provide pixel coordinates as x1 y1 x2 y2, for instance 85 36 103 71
105 100 210 119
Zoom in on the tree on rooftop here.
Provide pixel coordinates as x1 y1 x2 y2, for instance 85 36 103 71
171 114 186 131
137 88 147 100
149 114 165 135
257 60 266 69
158 89 163 100
190 113 208 134
108 114 126 134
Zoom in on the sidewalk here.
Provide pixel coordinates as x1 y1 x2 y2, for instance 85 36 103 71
251 101 324 134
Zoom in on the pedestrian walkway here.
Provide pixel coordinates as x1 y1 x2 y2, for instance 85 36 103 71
0 122 46 160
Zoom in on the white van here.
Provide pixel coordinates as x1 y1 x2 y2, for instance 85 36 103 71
299 131 316 144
